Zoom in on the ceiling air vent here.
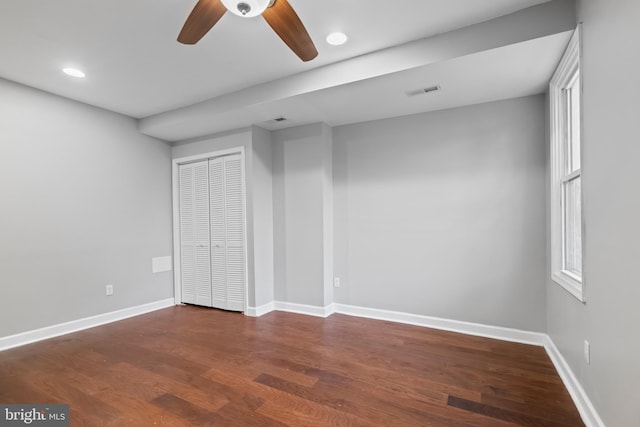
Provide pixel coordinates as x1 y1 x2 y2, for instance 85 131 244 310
405 85 441 97
262 116 289 126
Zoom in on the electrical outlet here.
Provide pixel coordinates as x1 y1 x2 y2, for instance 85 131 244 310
333 277 340 288
105 284 114 296
584 340 590 364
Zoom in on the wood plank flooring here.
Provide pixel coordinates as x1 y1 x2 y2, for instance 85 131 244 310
0 305 584 426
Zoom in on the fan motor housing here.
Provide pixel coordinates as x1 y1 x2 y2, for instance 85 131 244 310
220 0 271 17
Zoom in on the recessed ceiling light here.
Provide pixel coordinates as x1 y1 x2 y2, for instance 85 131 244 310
62 67 85 78
326 32 348 46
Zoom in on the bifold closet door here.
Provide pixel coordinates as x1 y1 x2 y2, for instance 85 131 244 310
179 160 212 307
209 154 245 311
178 154 245 311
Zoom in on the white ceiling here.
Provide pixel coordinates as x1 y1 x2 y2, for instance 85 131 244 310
0 0 572 141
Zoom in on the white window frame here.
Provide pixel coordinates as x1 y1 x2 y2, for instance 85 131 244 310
550 26 585 302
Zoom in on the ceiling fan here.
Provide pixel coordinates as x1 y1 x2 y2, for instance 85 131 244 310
177 0 318 62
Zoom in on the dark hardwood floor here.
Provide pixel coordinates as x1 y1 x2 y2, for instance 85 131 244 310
0 305 584 426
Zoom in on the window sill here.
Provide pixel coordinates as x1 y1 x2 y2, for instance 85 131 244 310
552 271 585 303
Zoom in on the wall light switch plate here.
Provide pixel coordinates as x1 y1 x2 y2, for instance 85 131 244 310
105 284 114 296
333 277 340 288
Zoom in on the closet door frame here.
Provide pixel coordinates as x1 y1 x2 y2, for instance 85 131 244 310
172 146 248 313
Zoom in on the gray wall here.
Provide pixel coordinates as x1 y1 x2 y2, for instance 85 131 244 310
171 129 252 158
0 79 173 337
272 123 333 307
333 96 547 331
547 1 640 425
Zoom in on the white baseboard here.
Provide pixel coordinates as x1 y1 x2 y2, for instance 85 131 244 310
248 301 546 345
272 301 334 318
544 336 605 427
245 302 275 317
333 303 547 346
0 298 175 352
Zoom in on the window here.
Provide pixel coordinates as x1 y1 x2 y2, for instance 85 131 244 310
550 26 584 301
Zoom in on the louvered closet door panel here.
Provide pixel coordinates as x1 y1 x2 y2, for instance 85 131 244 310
193 161 212 307
209 157 227 310
179 161 212 307
223 154 246 311
179 164 196 304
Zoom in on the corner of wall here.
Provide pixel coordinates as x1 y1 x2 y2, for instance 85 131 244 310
321 123 334 307
251 126 275 307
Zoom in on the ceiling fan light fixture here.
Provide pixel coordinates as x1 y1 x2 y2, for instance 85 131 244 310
220 0 271 17
178 0 316 61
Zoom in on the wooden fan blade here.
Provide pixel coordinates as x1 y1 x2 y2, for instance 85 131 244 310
262 0 318 62
178 0 227 45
